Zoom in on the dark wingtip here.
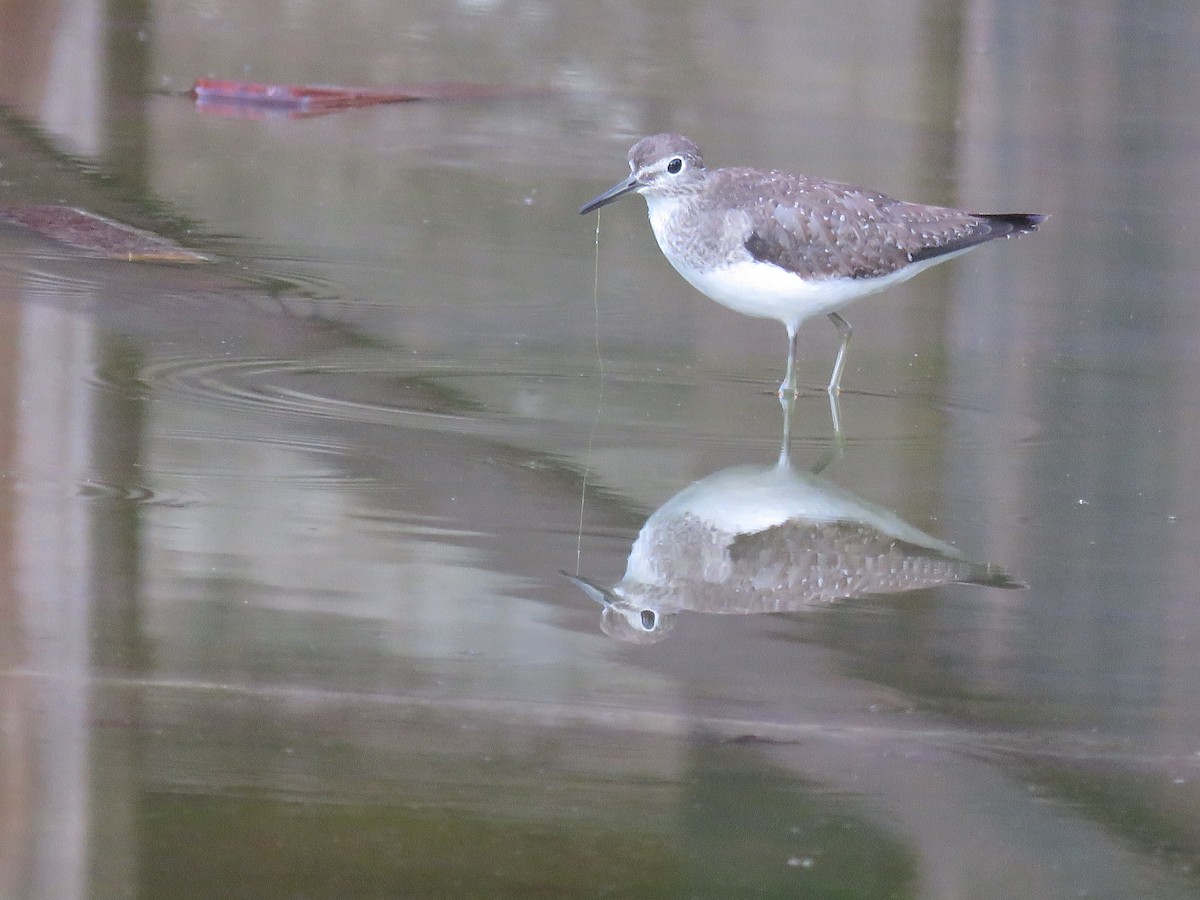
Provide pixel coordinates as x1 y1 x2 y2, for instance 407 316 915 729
968 563 1028 590
979 212 1047 235
908 211 1047 265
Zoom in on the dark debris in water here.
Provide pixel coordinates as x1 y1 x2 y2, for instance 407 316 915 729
0 205 209 262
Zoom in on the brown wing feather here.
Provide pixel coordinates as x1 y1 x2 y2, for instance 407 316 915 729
724 169 1041 279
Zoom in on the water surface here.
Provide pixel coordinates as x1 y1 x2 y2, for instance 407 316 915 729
3 2 1200 898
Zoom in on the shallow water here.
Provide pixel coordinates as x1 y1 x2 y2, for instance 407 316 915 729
3 2 1200 898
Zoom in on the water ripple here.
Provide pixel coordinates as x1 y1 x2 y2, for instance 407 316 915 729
127 355 462 429
77 477 202 508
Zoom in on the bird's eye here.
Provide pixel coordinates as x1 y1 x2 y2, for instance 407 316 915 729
666 157 683 174
640 609 657 630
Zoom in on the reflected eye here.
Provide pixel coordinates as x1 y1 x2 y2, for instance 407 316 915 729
666 157 683 175
640 610 657 630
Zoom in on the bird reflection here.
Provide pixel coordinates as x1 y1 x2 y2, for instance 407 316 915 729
568 394 1021 643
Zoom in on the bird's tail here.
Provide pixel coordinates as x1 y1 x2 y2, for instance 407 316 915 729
977 212 1047 235
964 562 1028 590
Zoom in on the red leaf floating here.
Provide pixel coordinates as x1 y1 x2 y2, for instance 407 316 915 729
190 78 551 119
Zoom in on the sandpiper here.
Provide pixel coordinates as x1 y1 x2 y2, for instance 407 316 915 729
580 133 1044 396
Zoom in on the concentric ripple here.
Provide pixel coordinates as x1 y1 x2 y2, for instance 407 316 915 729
77 477 203 508
95 352 599 454
128 355 471 429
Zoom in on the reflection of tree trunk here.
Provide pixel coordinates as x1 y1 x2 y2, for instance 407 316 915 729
899 0 966 643
87 334 148 899
0 0 59 112
0 2 157 895
0 9 58 889
0 260 30 900
104 0 153 193
93 2 155 893
917 0 965 206
12 292 97 900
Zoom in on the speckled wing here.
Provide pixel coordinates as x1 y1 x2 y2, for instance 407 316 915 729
727 519 1021 601
726 169 1040 280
